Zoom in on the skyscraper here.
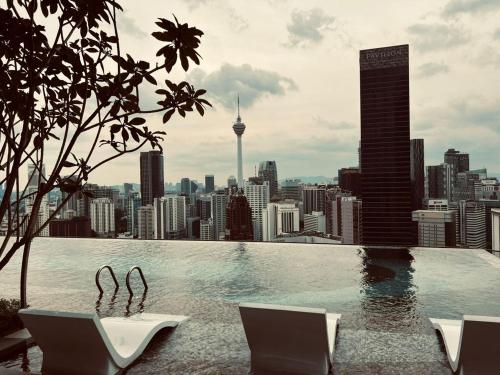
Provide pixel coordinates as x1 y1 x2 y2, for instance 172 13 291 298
180 178 191 195
341 197 363 245
27 163 47 189
153 195 186 239
196 194 212 220
211 191 229 241
227 176 238 190
360 44 413 247
244 180 270 241
205 175 215 193
410 139 425 211
302 185 326 215
137 205 154 239
89 198 115 237
123 183 134 196
140 151 164 206
232 96 246 188
258 161 278 200
225 192 253 241
338 167 362 198
427 164 454 201
444 148 469 181
281 179 302 201
127 191 141 237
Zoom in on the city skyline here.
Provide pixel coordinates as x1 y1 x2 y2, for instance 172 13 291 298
17 0 499 187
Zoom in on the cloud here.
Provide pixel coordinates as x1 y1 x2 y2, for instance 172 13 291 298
442 0 500 17
416 62 450 78
494 28 500 40
188 64 297 110
119 13 148 38
184 0 210 10
313 116 355 130
286 8 335 47
407 23 469 52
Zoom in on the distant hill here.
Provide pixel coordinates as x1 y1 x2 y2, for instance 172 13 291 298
279 176 336 185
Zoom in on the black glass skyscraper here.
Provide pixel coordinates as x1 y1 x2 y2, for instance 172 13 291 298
205 175 215 193
360 44 414 247
410 139 425 210
140 151 164 206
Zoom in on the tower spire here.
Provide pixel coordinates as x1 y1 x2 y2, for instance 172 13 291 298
237 93 241 121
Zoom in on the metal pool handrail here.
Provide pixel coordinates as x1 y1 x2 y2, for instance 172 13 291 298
95 265 120 295
126 266 148 296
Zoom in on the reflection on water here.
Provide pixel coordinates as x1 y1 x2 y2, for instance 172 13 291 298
125 292 147 317
359 248 418 331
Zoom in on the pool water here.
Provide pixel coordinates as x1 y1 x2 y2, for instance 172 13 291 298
1 238 500 374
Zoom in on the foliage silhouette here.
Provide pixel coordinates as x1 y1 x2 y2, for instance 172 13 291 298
0 0 211 307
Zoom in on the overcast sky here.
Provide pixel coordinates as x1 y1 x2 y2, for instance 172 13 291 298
61 0 500 186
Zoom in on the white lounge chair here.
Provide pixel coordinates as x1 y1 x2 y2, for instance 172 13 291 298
19 309 188 375
430 315 500 374
239 302 341 375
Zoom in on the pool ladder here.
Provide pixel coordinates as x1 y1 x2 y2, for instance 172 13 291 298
95 265 148 297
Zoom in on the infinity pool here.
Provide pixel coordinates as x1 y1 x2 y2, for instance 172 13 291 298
1 238 500 374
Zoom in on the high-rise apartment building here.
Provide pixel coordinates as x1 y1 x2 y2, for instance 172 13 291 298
341 197 362 245
138 205 154 239
153 195 186 239
89 198 115 236
205 175 215 194
127 191 141 237
244 180 270 241
262 202 300 241
211 191 229 240
258 161 279 200
412 210 457 247
302 185 326 216
410 139 425 211
225 193 253 241
360 44 413 247
200 219 214 241
140 151 164 206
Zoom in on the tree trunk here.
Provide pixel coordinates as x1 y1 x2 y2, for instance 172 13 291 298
20 236 32 308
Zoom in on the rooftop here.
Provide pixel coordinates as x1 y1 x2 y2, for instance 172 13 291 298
1 238 500 374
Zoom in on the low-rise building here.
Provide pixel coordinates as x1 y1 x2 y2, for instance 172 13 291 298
412 210 457 248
